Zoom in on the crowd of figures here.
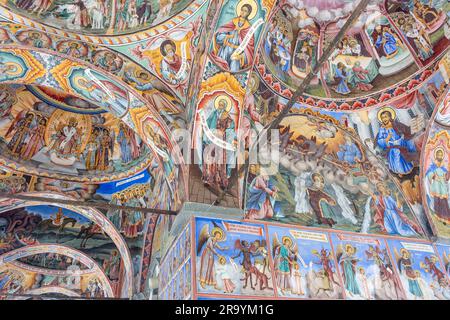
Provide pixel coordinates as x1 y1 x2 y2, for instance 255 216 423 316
1 103 146 174
261 0 448 97
107 184 152 239
11 0 188 33
0 267 108 298
187 217 450 300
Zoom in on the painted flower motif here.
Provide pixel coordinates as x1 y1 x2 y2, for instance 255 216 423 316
273 82 282 92
379 93 391 102
407 79 420 89
257 64 266 75
264 74 273 85
365 98 377 107
393 86 406 96
328 101 338 109
339 102 351 110
317 100 327 108
352 101 363 109
282 89 293 98
305 97 316 106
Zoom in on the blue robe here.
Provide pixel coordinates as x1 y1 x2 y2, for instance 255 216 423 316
376 126 416 174
341 255 360 295
377 195 417 237
337 142 362 164
334 67 351 94
376 31 398 57
246 177 275 212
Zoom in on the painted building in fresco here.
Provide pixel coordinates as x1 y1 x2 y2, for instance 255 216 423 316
0 0 447 300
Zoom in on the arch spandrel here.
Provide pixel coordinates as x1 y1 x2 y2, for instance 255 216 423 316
0 194 134 297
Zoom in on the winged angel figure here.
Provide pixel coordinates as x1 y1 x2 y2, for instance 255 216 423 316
197 221 229 289
271 233 305 294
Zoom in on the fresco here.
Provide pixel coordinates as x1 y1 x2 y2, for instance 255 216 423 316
0 262 112 298
194 217 274 298
158 221 191 300
388 0 450 65
0 205 126 292
254 0 448 110
267 225 343 299
330 233 404 300
244 112 424 238
434 243 450 278
0 85 151 183
386 239 449 300
0 0 195 36
422 113 450 238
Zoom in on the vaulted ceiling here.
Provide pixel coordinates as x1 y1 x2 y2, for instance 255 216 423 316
0 0 447 299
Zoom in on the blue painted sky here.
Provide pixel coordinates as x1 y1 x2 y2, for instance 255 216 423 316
26 205 90 224
195 217 267 263
267 225 336 273
95 168 151 199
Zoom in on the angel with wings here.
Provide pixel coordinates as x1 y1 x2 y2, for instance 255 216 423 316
420 256 447 287
336 244 361 297
197 222 229 290
272 234 300 294
394 248 423 299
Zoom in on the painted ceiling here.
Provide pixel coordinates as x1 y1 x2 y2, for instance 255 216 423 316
0 0 447 300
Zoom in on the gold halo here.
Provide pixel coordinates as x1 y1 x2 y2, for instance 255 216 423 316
434 147 445 159
345 244 355 253
214 95 232 112
74 75 89 90
400 248 410 258
211 227 225 241
281 236 293 247
236 0 258 20
377 107 397 123
4 62 22 76
248 73 260 94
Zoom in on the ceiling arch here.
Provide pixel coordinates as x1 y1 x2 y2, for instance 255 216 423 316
0 0 205 43
0 244 114 297
0 192 134 297
0 84 155 183
0 44 187 206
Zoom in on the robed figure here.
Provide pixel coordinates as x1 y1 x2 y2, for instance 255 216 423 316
337 244 361 297
376 108 417 175
426 148 450 224
371 182 420 237
197 223 228 290
201 96 236 189
245 174 277 220
211 4 255 72
51 117 81 157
